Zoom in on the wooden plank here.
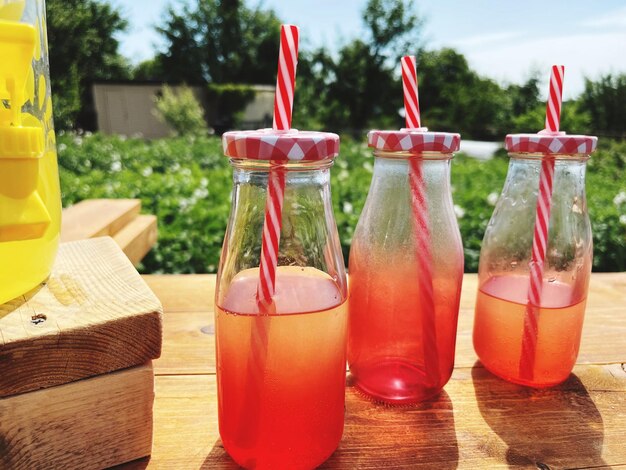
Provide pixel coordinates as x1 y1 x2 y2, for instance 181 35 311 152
154 310 214 376
142 274 215 313
61 199 141 242
148 274 626 376
143 272 626 314
0 363 154 470
113 214 158 265
114 363 626 469
0 237 163 397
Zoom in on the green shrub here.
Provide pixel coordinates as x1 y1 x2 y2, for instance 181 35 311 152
206 83 256 129
153 85 208 137
56 132 626 273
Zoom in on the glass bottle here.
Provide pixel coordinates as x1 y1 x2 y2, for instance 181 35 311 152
0 0 61 304
348 129 464 404
474 133 597 387
215 129 347 469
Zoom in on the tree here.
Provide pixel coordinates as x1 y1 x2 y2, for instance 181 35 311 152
295 0 423 132
46 0 130 129
362 0 422 62
506 72 541 117
153 0 281 84
580 74 626 137
417 48 509 139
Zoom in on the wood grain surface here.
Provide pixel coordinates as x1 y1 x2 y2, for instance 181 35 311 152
113 273 626 469
0 237 163 397
113 214 158 266
148 274 626 377
61 199 141 242
61 199 158 266
0 363 155 470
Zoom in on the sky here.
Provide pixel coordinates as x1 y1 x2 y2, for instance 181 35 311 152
106 0 626 99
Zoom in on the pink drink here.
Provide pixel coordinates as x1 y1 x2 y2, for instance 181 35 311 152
348 247 462 404
216 266 347 469
474 275 586 387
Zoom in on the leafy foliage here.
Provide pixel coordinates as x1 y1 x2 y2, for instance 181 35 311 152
581 74 626 138
57 133 626 274
295 0 421 133
206 83 256 130
151 0 281 84
153 85 208 137
46 0 130 129
417 49 508 139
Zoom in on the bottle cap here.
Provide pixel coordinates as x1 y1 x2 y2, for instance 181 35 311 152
222 128 340 161
367 128 460 153
505 131 597 155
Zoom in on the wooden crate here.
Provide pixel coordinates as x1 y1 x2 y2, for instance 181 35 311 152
0 237 163 468
0 363 154 470
0 237 163 397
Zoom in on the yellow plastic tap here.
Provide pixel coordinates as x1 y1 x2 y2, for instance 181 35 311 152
0 3 61 305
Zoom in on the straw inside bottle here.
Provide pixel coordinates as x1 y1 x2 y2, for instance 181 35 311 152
519 65 565 381
401 55 440 386
239 24 299 461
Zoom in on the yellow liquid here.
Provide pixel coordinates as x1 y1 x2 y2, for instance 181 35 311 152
0 13 61 305
0 149 61 304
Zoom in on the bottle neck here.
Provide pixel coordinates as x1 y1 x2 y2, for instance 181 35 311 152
230 159 335 193
230 158 335 172
358 150 457 243
219 156 346 301
370 151 453 195
478 153 592 296
373 150 454 161
502 156 588 202
352 149 463 272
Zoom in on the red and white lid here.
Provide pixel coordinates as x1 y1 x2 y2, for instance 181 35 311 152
505 131 597 155
222 128 340 161
367 128 461 153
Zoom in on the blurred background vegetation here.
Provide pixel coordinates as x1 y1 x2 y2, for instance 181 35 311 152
58 132 626 273
47 0 626 273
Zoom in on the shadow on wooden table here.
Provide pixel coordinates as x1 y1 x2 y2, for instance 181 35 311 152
201 378 459 469
471 362 605 468
320 377 459 468
203 440 239 469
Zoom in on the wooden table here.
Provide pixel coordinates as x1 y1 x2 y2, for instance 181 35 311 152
121 273 626 469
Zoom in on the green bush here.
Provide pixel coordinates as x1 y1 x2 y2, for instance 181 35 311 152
56 132 626 273
153 85 209 137
206 83 256 130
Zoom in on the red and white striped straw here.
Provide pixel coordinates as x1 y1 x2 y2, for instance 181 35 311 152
257 24 299 308
240 25 300 458
402 55 421 129
545 65 564 133
257 164 287 309
519 65 564 381
402 55 440 385
272 25 299 131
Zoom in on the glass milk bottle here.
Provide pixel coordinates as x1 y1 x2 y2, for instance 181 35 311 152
348 130 464 404
215 129 348 469
0 0 62 304
474 133 597 387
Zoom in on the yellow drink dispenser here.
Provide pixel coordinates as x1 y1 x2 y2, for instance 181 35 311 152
0 0 61 304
